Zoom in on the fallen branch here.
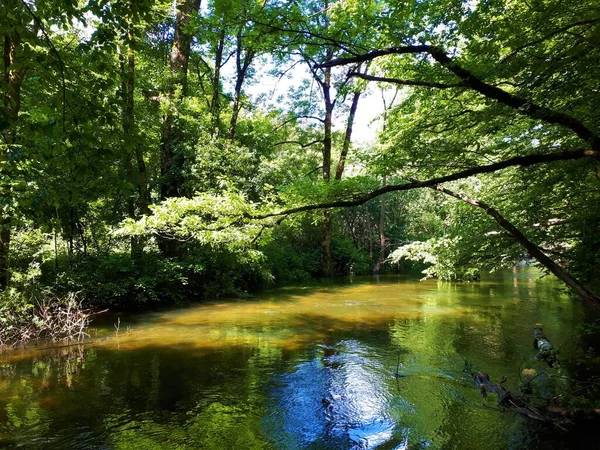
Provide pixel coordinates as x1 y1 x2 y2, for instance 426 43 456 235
471 371 550 422
0 293 100 348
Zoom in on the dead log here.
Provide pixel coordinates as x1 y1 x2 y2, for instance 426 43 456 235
534 327 557 366
471 371 549 422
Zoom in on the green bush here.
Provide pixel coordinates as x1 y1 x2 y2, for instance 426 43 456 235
331 235 372 276
44 244 274 309
261 223 322 284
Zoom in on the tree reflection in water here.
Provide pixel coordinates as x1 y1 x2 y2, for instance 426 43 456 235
264 339 401 449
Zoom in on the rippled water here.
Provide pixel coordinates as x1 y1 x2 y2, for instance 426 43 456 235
0 269 594 449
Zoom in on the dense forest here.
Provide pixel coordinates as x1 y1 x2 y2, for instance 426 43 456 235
1 0 599 344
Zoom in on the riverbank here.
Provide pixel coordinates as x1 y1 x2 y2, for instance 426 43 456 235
0 291 95 350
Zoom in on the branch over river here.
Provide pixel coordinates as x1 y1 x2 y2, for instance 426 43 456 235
249 149 600 220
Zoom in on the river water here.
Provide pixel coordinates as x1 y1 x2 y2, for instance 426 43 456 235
0 269 595 449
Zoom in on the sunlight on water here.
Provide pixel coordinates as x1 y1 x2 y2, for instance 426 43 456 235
86 277 524 352
264 340 396 449
0 269 591 449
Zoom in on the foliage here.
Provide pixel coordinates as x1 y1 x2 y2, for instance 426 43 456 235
0 269 92 347
261 221 322 284
389 237 481 282
0 0 599 343
49 247 274 308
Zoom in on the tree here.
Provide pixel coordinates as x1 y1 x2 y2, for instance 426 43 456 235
0 0 26 287
160 0 201 202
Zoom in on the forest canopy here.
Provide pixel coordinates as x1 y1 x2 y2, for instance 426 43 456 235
1 0 599 327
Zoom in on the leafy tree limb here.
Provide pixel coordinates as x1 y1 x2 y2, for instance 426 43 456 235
316 46 599 148
250 149 600 219
420 181 600 307
348 72 462 89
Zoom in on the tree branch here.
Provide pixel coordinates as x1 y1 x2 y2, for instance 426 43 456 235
295 115 326 124
251 20 363 55
250 149 599 219
304 165 323 177
316 46 432 67
317 45 599 148
421 180 600 306
273 139 323 148
499 18 600 65
349 72 463 89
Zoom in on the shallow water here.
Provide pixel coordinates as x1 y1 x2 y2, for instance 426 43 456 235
0 269 594 449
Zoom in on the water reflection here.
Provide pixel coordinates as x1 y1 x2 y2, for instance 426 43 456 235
0 270 591 449
264 340 398 449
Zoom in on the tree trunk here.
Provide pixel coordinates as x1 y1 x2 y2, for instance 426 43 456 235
228 29 254 140
159 0 200 256
372 88 398 275
320 59 334 277
160 0 200 202
210 28 225 133
328 88 361 277
429 182 600 307
119 44 139 259
126 40 150 217
367 213 373 260
335 91 360 180
119 24 149 260
1 22 25 288
0 223 10 289
374 176 386 274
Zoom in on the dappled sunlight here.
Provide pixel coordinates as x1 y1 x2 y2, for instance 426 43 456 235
88 276 520 353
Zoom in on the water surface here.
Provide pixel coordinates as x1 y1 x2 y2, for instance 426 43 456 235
0 269 592 449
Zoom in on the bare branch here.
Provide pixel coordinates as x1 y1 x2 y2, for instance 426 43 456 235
250 20 364 55
304 165 323 177
273 139 323 148
296 115 326 124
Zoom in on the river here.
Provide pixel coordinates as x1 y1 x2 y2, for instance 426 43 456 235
0 269 595 449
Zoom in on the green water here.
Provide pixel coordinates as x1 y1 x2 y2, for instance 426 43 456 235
0 269 593 449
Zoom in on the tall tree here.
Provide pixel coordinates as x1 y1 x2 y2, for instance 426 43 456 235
158 0 200 256
373 87 398 274
0 0 25 287
227 0 268 140
160 0 201 201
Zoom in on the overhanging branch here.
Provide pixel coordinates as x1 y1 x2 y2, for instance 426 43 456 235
249 149 600 219
349 72 463 89
273 139 323 148
422 180 600 306
317 45 599 149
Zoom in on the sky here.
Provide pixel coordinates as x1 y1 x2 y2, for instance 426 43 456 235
233 57 387 145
